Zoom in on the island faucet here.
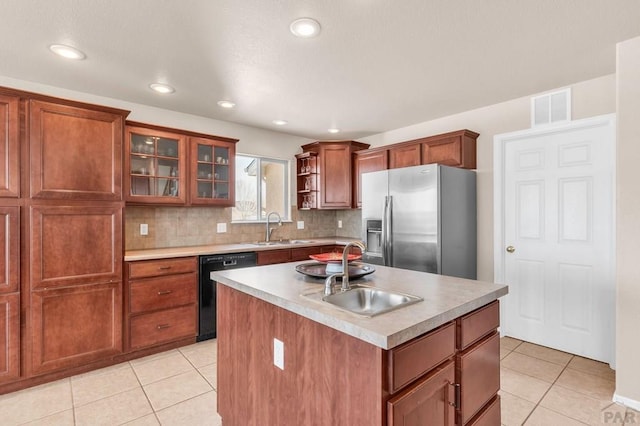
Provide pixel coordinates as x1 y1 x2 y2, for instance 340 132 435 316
323 240 366 296
265 211 282 242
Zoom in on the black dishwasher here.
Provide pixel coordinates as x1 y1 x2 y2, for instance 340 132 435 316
198 252 257 341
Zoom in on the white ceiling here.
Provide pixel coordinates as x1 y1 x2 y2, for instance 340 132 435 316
2 1 640 140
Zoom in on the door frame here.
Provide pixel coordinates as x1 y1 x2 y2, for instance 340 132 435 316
493 114 617 347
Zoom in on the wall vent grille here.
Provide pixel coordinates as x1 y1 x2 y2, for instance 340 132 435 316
531 88 571 127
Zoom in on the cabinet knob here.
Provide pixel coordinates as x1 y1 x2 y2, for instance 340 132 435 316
506 245 516 253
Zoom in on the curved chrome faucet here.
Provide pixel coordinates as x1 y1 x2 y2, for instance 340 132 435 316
265 211 282 242
324 241 366 295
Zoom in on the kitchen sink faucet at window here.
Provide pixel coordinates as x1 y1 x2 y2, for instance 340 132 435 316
265 211 282 242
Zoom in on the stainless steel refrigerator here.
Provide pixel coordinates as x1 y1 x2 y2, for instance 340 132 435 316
361 164 476 279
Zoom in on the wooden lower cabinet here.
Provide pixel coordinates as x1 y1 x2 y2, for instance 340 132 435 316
29 282 122 376
217 285 501 426
387 361 456 426
125 257 198 351
0 293 20 383
257 245 336 265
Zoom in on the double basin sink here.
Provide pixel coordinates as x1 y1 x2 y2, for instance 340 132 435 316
305 284 423 317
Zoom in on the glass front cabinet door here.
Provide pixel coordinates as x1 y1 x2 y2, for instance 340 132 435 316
125 125 187 204
189 137 236 206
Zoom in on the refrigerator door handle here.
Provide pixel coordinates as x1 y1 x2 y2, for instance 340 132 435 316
381 196 388 266
384 195 393 266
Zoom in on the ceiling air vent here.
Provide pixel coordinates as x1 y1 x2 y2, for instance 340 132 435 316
531 88 571 127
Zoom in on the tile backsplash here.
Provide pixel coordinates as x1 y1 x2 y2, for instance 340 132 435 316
125 206 363 250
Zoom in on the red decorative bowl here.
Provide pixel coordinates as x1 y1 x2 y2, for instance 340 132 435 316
309 252 362 263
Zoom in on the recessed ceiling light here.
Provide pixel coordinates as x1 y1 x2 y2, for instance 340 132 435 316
328 128 340 134
272 119 288 126
149 83 175 94
49 44 86 60
217 100 236 109
290 18 321 38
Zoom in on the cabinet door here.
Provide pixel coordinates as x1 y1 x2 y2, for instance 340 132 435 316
422 132 477 169
0 206 19 294
189 137 236 206
457 332 500 424
29 204 122 290
29 100 124 200
388 360 456 426
0 293 20 383
0 94 19 198
353 149 388 208
30 282 122 375
125 125 187 204
389 143 421 169
256 249 291 265
318 143 352 208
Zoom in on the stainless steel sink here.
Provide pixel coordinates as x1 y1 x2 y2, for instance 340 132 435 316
320 284 422 317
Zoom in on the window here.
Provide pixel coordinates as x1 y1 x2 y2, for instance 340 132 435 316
232 154 290 222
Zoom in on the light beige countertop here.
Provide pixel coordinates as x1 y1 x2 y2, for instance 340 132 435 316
124 237 361 261
212 262 508 350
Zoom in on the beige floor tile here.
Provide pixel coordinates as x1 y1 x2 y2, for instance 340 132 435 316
500 346 511 360
156 391 221 426
524 406 587 425
71 362 140 407
514 342 574 366
555 368 615 402
20 409 74 426
131 350 194 385
178 339 217 368
143 370 213 411
501 351 565 383
74 387 153 426
568 356 616 381
499 390 536 426
198 362 217 390
500 336 523 351
539 385 623 425
501 366 552 404
0 379 72 425
122 413 161 425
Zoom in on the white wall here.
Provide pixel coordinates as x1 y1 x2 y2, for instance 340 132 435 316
359 74 616 282
615 35 640 408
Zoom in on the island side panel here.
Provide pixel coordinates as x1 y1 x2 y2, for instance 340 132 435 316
217 284 386 426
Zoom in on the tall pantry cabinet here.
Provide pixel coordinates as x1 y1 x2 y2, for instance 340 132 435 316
0 86 129 387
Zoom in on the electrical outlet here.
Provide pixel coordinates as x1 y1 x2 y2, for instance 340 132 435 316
297 221 304 230
338 220 343 228
274 338 284 370
217 223 227 233
140 223 148 236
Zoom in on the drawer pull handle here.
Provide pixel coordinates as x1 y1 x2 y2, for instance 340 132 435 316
157 324 171 330
157 290 172 295
158 266 172 270
448 383 460 409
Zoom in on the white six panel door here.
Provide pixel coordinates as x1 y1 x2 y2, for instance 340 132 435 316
501 117 615 364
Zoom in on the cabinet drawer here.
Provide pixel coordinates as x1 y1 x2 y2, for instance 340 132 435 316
130 304 197 349
130 274 197 314
457 300 499 350
466 395 500 426
388 322 455 394
457 332 500 425
290 245 333 261
128 257 197 279
256 249 291 265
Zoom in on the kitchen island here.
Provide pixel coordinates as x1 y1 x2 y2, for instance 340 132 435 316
212 262 508 426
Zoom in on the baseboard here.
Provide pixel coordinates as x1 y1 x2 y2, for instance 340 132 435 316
613 393 640 411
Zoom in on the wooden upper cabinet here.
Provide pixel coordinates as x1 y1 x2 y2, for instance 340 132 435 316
389 143 421 169
29 100 126 200
422 130 478 169
125 124 187 204
299 140 369 209
189 136 236 206
353 148 388 208
0 94 20 198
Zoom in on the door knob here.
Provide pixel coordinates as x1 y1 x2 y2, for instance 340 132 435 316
506 246 515 253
